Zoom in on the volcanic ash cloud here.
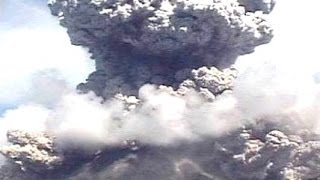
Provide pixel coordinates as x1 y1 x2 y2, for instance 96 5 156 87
2 0 320 180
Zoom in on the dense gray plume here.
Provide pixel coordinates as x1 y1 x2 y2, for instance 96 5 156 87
49 0 273 98
2 0 320 180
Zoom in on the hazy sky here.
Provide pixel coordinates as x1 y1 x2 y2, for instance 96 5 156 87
0 0 94 113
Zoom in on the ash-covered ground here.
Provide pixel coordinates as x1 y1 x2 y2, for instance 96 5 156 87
1 0 320 179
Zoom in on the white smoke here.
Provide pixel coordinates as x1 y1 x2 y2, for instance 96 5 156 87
35 86 241 148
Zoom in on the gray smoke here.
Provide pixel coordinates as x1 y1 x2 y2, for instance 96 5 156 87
52 0 273 98
1 0 320 179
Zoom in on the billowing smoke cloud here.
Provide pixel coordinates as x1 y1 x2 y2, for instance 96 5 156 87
45 85 242 147
0 0 264 146
1 0 320 179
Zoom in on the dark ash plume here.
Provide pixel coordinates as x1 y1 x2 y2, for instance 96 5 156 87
49 0 273 98
2 0 320 180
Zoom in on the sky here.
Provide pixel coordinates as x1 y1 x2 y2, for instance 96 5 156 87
0 0 94 114
236 0 320 71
